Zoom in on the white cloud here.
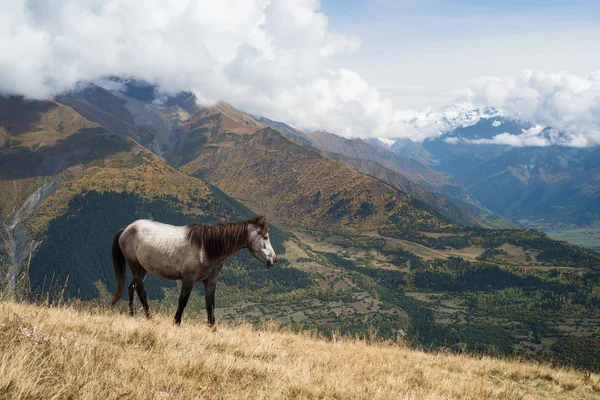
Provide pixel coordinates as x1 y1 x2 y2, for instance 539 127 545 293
376 137 395 147
444 125 593 148
0 0 400 137
389 70 600 147
469 70 600 146
3 2 599 146
468 132 550 147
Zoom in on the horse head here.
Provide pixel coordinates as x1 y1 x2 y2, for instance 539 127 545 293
247 215 277 268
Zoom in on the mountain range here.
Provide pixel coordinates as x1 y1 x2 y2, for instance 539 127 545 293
390 116 600 230
1 80 599 369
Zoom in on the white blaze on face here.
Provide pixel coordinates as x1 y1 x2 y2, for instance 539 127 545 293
262 235 276 264
248 227 276 267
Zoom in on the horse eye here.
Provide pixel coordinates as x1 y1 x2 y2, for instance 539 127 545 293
263 236 268 240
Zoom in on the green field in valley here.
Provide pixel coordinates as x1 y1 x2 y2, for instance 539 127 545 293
547 228 600 252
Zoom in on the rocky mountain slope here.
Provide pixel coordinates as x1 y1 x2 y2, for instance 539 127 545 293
293 129 514 228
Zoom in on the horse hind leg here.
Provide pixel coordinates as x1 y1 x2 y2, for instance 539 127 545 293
129 259 151 319
128 280 136 316
135 275 151 319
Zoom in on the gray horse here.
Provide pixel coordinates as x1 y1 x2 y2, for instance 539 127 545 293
110 215 277 325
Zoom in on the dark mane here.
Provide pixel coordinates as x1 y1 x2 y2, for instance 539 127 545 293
186 216 268 259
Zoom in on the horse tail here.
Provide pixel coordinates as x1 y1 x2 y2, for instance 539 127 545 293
110 228 126 307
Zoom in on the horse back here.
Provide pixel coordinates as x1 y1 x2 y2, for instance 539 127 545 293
120 219 200 280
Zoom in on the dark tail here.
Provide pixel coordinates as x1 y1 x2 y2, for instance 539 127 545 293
110 228 126 307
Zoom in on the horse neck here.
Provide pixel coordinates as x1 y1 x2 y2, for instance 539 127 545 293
207 221 249 261
226 223 249 255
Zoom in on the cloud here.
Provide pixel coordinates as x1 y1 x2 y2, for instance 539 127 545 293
3 2 599 145
443 124 594 148
469 70 600 146
0 0 401 137
463 132 551 147
391 70 600 146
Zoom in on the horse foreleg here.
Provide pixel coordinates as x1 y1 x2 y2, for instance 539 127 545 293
203 278 217 326
174 278 195 326
128 280 136 316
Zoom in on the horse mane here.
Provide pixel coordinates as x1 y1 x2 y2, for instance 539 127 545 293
186 215 268 260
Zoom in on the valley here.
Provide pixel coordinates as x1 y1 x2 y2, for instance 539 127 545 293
548 228 600 252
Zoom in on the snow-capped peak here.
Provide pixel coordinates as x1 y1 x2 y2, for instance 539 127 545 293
389 97 501 142
376 138 396 147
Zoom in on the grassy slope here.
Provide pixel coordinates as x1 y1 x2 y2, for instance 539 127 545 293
1 301 599 400
0 99 101 219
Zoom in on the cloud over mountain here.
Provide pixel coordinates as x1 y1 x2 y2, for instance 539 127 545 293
2 1 599 145
469 70 600 146
0 0 397 137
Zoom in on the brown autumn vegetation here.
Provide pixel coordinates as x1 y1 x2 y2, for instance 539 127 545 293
1 301 599 399
180 126 455 234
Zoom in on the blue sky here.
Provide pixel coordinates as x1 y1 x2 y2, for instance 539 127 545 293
321 0 600 107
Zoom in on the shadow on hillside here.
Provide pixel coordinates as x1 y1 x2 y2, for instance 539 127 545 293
0 127 134 180
57 86 136 137
0 97 58 135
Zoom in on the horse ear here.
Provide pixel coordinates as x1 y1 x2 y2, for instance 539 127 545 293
251 215 268 234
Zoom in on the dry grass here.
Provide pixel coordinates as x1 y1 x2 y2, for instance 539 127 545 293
1 301 599 400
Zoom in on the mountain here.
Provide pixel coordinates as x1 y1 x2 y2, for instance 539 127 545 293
56 84 191 157
252 115 317 149
175 126 454 234
291 130 514 228
58 83 512 230
390 98 500 138
463 145 600 229
59 86 457 234
392 116 600 230
416 116 532 177
0 96 285 301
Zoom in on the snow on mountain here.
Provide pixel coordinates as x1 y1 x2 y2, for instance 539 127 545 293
376 138 396 147
387 97 501 144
